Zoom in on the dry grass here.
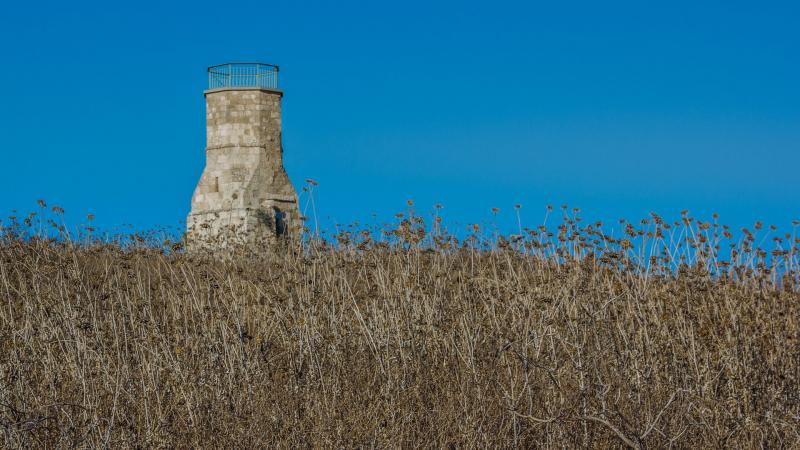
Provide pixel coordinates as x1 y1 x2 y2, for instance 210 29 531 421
1 204 798 448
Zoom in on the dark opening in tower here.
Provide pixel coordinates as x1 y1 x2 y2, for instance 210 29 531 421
273 207 287 237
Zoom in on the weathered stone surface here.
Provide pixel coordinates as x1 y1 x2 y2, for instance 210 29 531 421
187 88 300 249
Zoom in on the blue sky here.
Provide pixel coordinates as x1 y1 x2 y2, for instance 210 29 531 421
1 0 798 235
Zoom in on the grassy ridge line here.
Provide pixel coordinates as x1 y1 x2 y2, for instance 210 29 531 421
0 205 799 447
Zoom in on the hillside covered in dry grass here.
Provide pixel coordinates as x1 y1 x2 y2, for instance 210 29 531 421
1 205 798 448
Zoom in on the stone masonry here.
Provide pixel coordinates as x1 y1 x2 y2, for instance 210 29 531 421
187 87 300 249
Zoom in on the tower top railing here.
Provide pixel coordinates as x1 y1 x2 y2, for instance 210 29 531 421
207 63 279 90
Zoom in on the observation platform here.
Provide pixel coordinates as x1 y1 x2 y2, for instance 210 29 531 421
206 62 281 94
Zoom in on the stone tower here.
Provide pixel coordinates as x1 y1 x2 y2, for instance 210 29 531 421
187 63 300 248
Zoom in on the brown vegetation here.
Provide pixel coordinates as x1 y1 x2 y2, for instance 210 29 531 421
1 204 798 448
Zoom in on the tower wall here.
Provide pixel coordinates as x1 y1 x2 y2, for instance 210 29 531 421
187 87 300 249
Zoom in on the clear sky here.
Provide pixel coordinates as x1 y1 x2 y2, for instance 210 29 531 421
1 0 798 236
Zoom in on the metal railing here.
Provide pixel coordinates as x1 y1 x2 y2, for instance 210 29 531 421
208 63 279 90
